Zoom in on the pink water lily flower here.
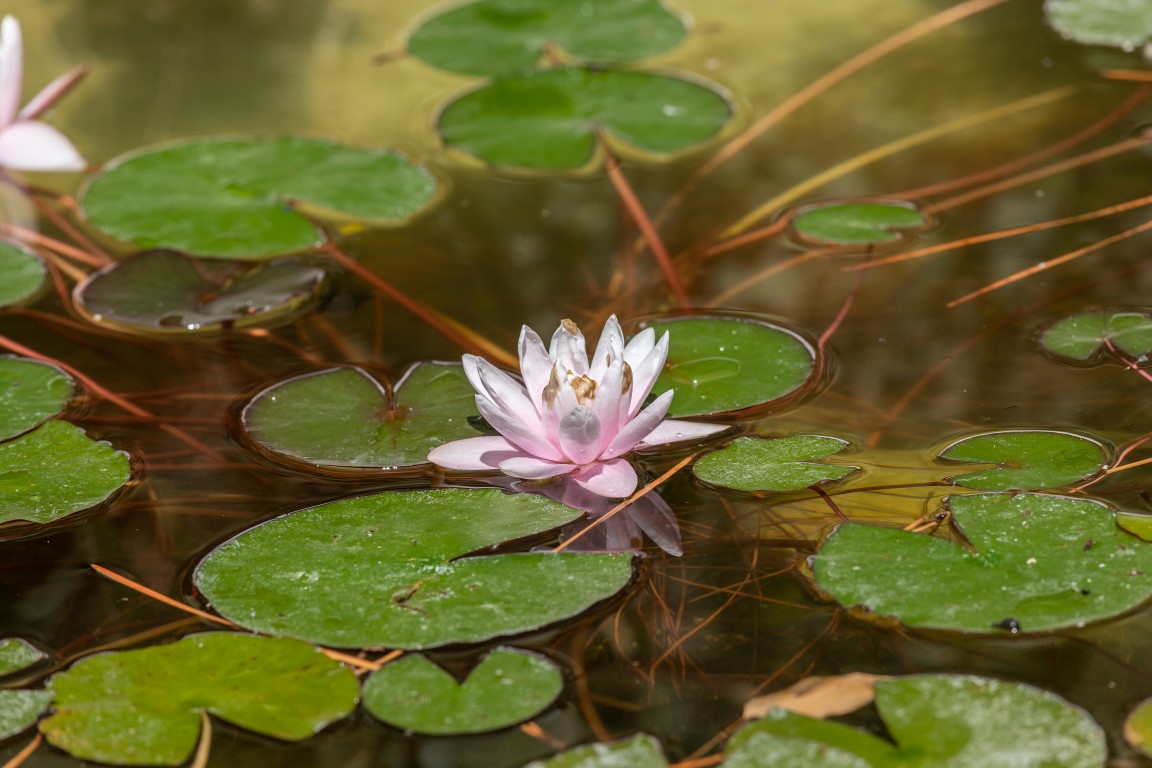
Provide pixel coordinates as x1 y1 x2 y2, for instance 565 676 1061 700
429 316 729 498
0 15 86 172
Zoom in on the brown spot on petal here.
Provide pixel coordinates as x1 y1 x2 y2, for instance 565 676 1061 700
561 318 580 336
621 362 633 396
543 366 560 409
571 374 597 405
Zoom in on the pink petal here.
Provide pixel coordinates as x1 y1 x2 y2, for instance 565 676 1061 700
517 325 552 408
19 65 86 121
636 419 731 449
0 17 23 130
602 389 673 459
591 357 626 453
498 455 575 480
587 315 624 382
475 357 541 431
475 394 565 462
0 120 85 171
628 331 669 417
558 405 602 465
571 459 638 498
622 327 655 368
628 492 682 556
428 435 523 471
549 319 588 374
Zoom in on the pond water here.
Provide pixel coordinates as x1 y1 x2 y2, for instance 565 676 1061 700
6 0 1152 765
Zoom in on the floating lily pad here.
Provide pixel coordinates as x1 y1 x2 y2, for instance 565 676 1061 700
0 357 74 442
74 250 329 335
1045 0 1152 51
242 363 481 471
1125 696 1152 758
635 315 817 418
728 674 1105 767
693 435 858 492
82 137 438 259
1039 309 1152 364
0 690 52 741
0 240 46 308
0 420 131 527
1118 512 1152 541
437 67 732 170
0 638 46 677
791 201 926 247
937 430 1108 491
812 492 1152 633
362 647 563 734
524 733 668 768
40 633 358 766
194 489 635 649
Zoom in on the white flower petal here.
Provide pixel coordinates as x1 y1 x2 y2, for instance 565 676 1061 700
498 455 575 480
462 354 484 394
571 458 638 498
628 331 669 416
518 325 551 408
592 357 625 453
18 64 85 122
588 315 624 382
0 120 85 172
558 405 602 465
0 16 22 130
550 318 588 374
602 389 673 459
475 394 565 462
476 356 540 430
622 327 655 368
428 435 523 471
637 419 731 448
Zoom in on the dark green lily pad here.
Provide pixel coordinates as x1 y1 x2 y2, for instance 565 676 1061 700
791 201 926 247
40 633 358 766
0 420 131 526
693 435 858 492
0 690 52 741
0 357 74 442
812 492 1152 633
408 0 686 76
74 250 329 335
937 430 1108 491
0 638 46 677
194 489 636 649
81 137 438 259
437 67 732 170
241 363 481 471
729 674 1105 767
362 647 563 734
1039 310 1152 364
636 315 817 418
1045 0 1152 51
0 240 46 308
1125 696 1152 757
524 733 668 767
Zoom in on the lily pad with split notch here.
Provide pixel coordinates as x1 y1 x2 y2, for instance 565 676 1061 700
523 733 669 767
0 638 46 677
1039 309 1152 365
791 201 926 247
1045 0 1152 51
0 357 74 442
0 240 46 308
937 430 1108 491
0 690 52 741
75 250 328 335
693 435 858 492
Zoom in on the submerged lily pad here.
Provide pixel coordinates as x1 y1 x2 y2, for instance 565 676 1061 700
791 201 926 247
0 240 46 308
937 430 1108 491
635 315 817 418
0 638 46 677
693 435 857 492
408 0 686 76
0 357 74 442
812 492 1152 633
728 674 1105 767
438 67 731 170
524 733 669 768
74 250 328 335
242 363 480 471
194 489 635 649
1039 309 1152 364
82 137 438 259
362 647 563 734
1045 0 1152 51
41 633 358 766
0 690 52 741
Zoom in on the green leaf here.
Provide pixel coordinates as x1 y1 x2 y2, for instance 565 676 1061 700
812 492 1152 633
693 435 857 492
937 430 1108 491
1125 696 1152 757
523 733 669 767
0 240 46 308
41 633 358 766
74 250 329 335
242 363 482 471
82 137 438 259
0 690 52 740
729 674 1106 767
362 647 563 734
408 0 686 76
194 488 636 649
1039 309 1152 363
0 357 74 442
1045 0 1152 50
0 421 131 527
791 202 926 246
438 67 732 170
637 315 817 418
0 638 46 677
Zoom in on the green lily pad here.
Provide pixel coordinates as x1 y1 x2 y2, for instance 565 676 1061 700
728 674 1105 767
937 430 1108 491
362 647 563 734
0 357 74 442
81 137 438 259
194 488 636 649
0 690 52 740
1039 309 1152 364
1045 0 1152 51
812 492 1152 633
0 240 46 308
408 0 686 76
74 250 329 335
1125 696 1152 757
0 420 131 527
791 201 926 247
636 315 817 418
1118 512 1152 541
437 67 732 170
40 633 358 767
242 363 481 471
0 638 46 677
693 435 858 492
523 733 668 768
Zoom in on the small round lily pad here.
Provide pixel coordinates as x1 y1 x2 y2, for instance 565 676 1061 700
937 430 1108 491
0 690 52 741
1045 0 1152 51
0 357 74 442
0 240 46 308
0 638 47 677
791 201 926 247
694 435 858 492
1039 309 1152 365
524 733 669 767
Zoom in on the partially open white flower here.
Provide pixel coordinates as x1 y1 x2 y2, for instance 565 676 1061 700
429 315 728 498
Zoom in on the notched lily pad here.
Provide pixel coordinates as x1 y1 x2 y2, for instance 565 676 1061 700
194 488 636 649
694 435 858 492
438 67 732 170
40 633 358 766
0 690 52 741
0 638 47 677
937 430 1108 491
523 733 669 767
362 647 563 734
74 250 329 335
0 357 74 442
812 492 1152 633
790 201 926 247
0 239 46 308
241 363 482 472
1045 0 1152 51
1039 309 1152 365
82 137 438 259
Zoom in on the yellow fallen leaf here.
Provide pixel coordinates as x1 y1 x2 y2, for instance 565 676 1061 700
743 672 891 720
